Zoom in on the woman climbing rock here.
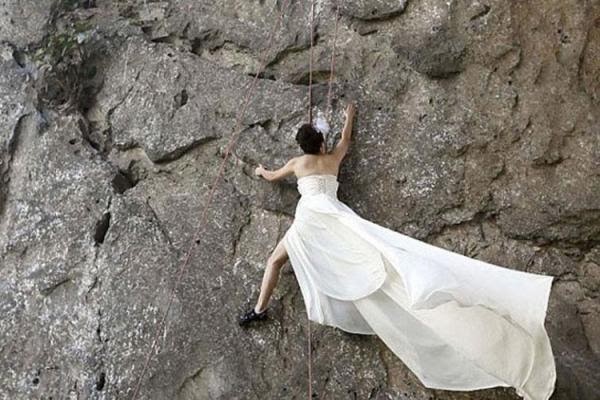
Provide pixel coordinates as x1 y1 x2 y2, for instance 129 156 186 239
239 102 556 400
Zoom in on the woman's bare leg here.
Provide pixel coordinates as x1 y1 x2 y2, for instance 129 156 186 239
254 238 289 313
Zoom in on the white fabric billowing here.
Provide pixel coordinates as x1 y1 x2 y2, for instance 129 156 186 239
281 174 556 400
313 113 330 136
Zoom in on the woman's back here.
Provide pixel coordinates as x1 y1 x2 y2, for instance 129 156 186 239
295 153 340 178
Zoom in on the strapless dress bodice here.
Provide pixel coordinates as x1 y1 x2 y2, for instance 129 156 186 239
297 174 339 198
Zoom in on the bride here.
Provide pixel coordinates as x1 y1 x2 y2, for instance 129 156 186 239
240 102 356 320
239 103 556 400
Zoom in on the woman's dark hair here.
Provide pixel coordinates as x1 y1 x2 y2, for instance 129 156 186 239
295 123 324 154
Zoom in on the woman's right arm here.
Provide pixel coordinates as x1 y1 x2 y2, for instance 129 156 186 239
331 103 356 163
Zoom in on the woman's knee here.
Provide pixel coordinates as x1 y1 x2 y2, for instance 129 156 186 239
267 255 286 270
268 240 288 268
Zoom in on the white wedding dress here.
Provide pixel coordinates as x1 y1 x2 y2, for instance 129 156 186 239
281 174 556 400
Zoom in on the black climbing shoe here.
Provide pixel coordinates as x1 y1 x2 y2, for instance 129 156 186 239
238 307 268 327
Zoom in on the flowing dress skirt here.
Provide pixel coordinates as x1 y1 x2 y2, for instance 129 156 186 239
281 193 556 400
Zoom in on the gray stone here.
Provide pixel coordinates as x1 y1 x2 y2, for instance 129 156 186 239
1 0 599 398
0 0 57 48
89 35 306 163
391 0 467 78
0 43 31 221
340 0 409 21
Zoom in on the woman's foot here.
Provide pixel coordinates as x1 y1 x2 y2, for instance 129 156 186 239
238 306 268 327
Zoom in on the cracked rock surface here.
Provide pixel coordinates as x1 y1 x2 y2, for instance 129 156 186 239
0 0 599 399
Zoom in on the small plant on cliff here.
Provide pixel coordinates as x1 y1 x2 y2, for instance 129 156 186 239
31 21 99 113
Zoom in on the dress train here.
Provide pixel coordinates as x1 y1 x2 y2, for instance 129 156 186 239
281 174 556 400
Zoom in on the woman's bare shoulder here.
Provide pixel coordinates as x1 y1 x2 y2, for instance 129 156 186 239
291 154 340 178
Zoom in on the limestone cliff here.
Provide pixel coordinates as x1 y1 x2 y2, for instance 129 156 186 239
0 0 599 399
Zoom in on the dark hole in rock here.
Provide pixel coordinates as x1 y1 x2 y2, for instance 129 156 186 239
32 377 39 385
111 171 135 194
94 212 111 245
13 49 26 67
470 4 491 21
80 80 99 114
82 134 101 151
190 38 203 55
69 139 77 145
95 371 106 391
248 71 275 81
174 89 188 108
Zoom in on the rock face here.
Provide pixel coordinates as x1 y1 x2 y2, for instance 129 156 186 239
0 0 599 399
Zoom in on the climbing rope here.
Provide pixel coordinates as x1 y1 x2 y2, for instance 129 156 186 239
129 1 292 398
324 0 342 151
307 0 315 124
306 0 316 396
305 0 343 397
130 0 343 398
326 0 340 116
308 0 342 152
307 313 313 399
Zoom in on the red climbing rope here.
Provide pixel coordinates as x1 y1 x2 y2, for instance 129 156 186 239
305 1 343 397
306 0 316 396
307 312 313 399
130 0 344 398
326 0 341 117
307 0 315 124
324 0 342 152
129 1 292 398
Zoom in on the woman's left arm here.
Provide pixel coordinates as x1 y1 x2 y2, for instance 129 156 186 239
255 158 296 182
